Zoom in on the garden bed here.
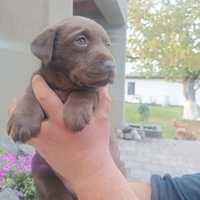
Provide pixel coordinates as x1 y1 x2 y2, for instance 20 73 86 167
174 120 200 140
124 103 182 138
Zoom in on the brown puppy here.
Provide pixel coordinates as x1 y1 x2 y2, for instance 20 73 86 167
7 16 125 200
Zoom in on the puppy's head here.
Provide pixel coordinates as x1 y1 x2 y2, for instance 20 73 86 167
31 16 116 88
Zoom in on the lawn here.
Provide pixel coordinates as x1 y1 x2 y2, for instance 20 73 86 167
124 103 183 138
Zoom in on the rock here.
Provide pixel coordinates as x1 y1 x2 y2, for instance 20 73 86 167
121 125 144 141
18 144 35 156
0 134 35 156
131 130 142 141
0 135 18 154
122 124 162 139
122 126 133 133
123 132 133 140
116 129 124 139
0 188 20 200
0 135 35 156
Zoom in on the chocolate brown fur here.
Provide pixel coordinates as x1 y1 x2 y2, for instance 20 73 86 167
7 16 125 200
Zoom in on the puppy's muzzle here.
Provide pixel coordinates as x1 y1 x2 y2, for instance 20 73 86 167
96 60 116 85
102 60 116 72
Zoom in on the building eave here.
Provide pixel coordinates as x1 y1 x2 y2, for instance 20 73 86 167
93 0 127 25
126 75 163 79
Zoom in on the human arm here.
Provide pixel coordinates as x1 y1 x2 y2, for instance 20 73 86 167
28 75 139 200
151 173 200 200
129 173 200 200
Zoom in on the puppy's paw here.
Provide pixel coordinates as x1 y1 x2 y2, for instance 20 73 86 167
7 114 41 143
63 106 92 132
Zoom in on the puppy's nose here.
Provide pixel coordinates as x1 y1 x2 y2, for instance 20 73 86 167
103 60 116 71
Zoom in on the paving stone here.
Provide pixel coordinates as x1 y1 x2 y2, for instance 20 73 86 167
0 188 19 200
119 138 200 181
0 135 18 154
0 135 35 156
18 144 35 156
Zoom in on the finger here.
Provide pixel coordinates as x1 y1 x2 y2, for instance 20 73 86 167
95 86 111 118
32 75 63 121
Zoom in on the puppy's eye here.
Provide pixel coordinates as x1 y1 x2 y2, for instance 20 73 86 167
106 41 112 47
74 35 88 47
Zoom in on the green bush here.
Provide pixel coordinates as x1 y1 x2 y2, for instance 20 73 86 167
0 147 6 155
3 172 37 200
0 151 37 200
138 103 150 122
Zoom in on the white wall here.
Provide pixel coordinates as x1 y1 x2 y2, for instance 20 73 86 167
0 48 39 133
125 78 200 106
0 0 73 133
0 0 48 43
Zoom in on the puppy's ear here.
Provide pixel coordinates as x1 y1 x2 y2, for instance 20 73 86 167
31 28 57 65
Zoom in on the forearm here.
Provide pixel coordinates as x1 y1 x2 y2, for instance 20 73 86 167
129 182 151 200
71 156 139 200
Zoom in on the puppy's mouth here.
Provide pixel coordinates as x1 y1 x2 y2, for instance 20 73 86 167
86 70 115 86
71 69 115 88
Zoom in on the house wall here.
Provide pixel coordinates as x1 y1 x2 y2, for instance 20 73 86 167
125 78 200 106
74 0 127 129
104 23 127 129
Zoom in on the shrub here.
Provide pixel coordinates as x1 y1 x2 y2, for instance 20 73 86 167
4 172 36 200
0 152 37 200
0 147 6 155
138 103 150 122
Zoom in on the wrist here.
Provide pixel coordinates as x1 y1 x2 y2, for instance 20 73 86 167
72 155 138 200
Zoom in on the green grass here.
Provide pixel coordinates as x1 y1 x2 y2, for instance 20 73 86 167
124 103 183 138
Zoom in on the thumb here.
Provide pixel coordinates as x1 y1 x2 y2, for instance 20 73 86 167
95 86 111 119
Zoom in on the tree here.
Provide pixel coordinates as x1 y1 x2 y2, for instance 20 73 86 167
128 0 200 120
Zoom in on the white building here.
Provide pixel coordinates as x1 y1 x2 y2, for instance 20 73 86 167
125 65 200 106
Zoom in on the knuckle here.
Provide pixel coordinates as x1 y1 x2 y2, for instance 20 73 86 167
37 93 48 102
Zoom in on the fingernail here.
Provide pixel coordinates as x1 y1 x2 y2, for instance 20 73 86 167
32 75 39 84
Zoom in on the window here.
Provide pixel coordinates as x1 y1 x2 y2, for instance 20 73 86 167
128 82 135 95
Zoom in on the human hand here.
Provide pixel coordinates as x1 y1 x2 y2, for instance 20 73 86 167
9 75 140 200
28 75 113 189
